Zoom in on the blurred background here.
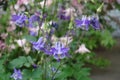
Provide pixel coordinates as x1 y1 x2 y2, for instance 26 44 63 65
0 0 120 80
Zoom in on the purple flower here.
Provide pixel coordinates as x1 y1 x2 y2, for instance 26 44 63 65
11 68 22 80
90 17 100 30
29 14 40 28
31 37 45 51
58 6 70 20
29 30 38 36
28 12 45 36
11 13 28 27
32 64 38 69
75 16 90 30
50 42 69 60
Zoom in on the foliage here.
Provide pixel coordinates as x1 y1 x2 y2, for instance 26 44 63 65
0 0 118 80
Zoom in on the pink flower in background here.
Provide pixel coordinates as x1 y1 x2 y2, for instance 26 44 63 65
71 0 84 14
117 0 120 4
17 0 29 5
65 7 76 17
0 33 8 40
15 39 26 47
15 0 34 10
40 0 53 8
0 40 6 51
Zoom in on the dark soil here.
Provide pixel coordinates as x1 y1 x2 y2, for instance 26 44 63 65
90 38 120 80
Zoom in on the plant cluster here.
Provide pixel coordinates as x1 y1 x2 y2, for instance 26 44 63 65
0 0 116 80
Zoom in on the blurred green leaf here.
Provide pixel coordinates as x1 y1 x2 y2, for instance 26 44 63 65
23 35 37 42
9 56 27 69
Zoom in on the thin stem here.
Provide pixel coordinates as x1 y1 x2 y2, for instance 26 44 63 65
79 30 85 40
44 55 47 80
51 62 63 80
43 0 47 14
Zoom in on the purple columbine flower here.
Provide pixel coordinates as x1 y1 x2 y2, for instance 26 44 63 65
11 68 22 80
50 42 69 60
31 37 45 51
11 13 28 27
29 14 40 28
28 14 40 36
90 17 100 30
75 16 90 30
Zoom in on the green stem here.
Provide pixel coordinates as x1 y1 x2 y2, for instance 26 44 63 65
51 62 62 80
42 54 47 80
43 0 47 14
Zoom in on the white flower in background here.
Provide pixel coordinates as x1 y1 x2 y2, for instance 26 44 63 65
117 0 120 4
14 0 28 10
9 44 16 49
17 0 29 5
40 0 53 8
51 35 58 42
15 39 26 47
0 33 8 39
51 35 73 46
28 26 39 35
14 0 34 10
75 44 90 54
65 7 76 17
60 37 73 45
7 21 16 32
24 47 31 54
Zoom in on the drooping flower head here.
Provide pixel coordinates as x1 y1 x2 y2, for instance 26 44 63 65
32 64 38 69
75 44 90 54
11 13 28 27
11 68 22 80
31 37 45 51
50 42 69 60
75 16 90 30
90 17 100 30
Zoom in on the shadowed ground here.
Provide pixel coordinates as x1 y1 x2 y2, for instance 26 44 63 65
90 38 120 80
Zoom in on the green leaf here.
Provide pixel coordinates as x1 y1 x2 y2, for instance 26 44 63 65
22 67 42 80
9 56 27 69
23 69 32 80
27 56 34 64
23 35 37 42
0 72 11 80
32 67 42 79
24 63 31 67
